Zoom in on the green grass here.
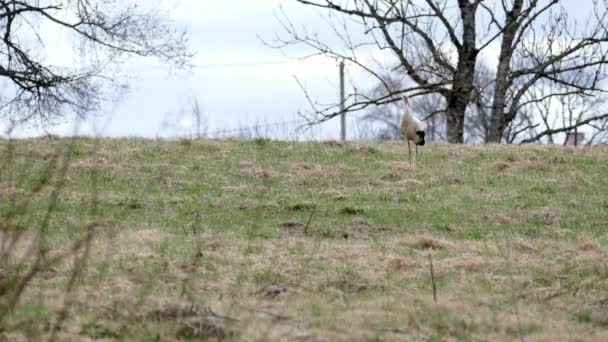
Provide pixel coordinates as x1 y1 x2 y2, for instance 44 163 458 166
1 138 608 340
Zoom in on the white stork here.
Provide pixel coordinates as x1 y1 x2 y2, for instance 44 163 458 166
400 95 426 167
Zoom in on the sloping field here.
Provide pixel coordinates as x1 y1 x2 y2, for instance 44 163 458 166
1 138 607 340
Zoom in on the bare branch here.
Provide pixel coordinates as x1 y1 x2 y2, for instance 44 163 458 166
520 113 608 144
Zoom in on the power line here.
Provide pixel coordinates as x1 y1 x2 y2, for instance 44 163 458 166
193 60 309 69
141 59 327 70
205 119 310 137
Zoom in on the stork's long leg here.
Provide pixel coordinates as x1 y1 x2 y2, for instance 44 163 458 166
407 139 412 167
415 144 418 160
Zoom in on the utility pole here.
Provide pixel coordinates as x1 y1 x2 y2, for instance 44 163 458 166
339 60 346 141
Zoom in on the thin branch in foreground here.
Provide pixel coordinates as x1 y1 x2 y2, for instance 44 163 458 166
303 200 319 236
428 249 437 303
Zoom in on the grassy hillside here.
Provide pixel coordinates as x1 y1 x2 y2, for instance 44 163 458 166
1 137 607 340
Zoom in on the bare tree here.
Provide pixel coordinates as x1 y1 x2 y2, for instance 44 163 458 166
274 0 608 144
518 74 608 144
0 1 190 125
488 0 608 142
465 61 497 143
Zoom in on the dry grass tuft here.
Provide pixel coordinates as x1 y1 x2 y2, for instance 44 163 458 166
578 241 599 251
523 207 561 225
239 160 254 168
257 283 288 298
397 178 424 186
242 167 277 179
513 238 538 254
318 189 346 200
238 200 280 212
280 220 304 229
0 184 30 198
550 156 568 164
146 303 236 340
494 161 511 170
349 145 378 155
70 158 109 172
409 236 452 250
322 140 344 147
387 257 416 271
222 184 252 193
518 160 552 172
350 217 372 229
497 207 562 225
437 256 491 271
294 162 322 172
327 164 360 177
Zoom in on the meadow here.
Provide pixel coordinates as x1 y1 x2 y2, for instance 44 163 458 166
1 137 607 340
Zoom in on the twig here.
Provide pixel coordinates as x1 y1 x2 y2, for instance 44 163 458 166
192 213 200 237
544 276 608 301
428 249 437 303
303 200 319 236
505 238 525 342
520 112 608 144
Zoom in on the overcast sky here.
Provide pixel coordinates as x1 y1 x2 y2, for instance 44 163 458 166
5 0 355 139
1 0 599 140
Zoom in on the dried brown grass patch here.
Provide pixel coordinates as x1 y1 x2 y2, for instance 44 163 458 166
239 160 254 168
222 184 268 194
11 144 58 159
586 146 608 161
0 231 37 260
407 236 452 250
322 140 344 148
394 162 414 172
70 158 109 172
109 227 171 258
441 174 464 185
111 145 141 156
291 162 358 178
521 207 561 225
280 220 304 229
578 241 599 251
292 162 322 173
238 200 281 212
517 160 552 172
327 164 360 177
397 178 424 186
350 217 372 229
387 257 416 271
241 167 278 180
496 207 561 225
436 256 492 272
318 189 346 200
0 184 30 198
513 238 539 254
494 161 511 170
349 145 378 155
143 303 237 340
566 169 591 185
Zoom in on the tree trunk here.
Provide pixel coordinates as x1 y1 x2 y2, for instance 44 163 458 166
488 0 524 143
443 1 479 144
446 108 465 143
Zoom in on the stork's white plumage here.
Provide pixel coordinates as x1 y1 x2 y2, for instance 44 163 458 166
400 95 426 166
